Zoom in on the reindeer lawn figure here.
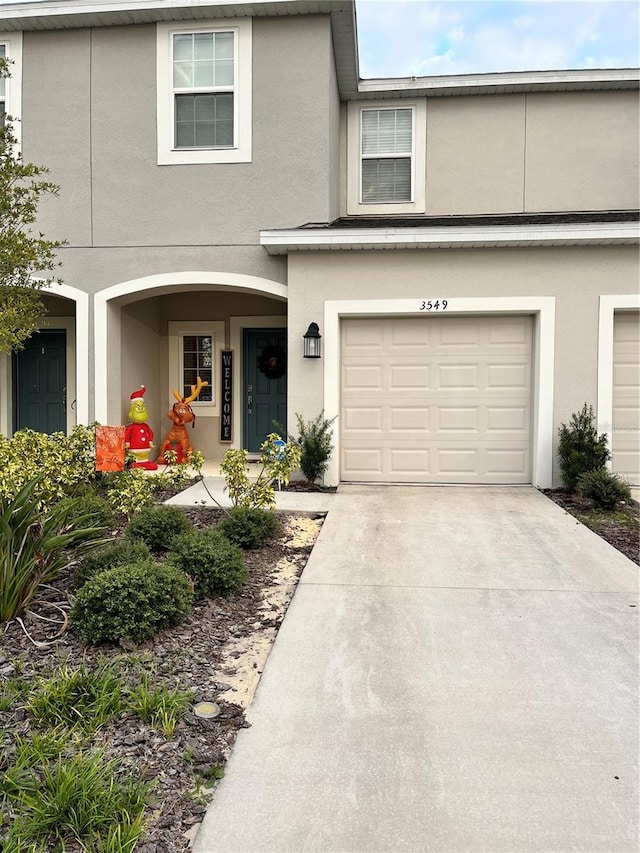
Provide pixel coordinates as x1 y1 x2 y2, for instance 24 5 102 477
158 376 209 464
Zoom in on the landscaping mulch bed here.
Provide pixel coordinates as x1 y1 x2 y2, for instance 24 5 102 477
1 506 323 852
542 489 639 565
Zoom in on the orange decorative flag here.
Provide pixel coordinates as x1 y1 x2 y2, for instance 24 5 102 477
95 425 126 472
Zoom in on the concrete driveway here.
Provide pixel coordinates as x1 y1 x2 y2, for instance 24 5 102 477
193 486 639 853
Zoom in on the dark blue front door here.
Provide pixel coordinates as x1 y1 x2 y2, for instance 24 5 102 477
243 328 287 453
12 330 67 434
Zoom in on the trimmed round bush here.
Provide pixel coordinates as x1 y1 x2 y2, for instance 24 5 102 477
74 540 152 587
55 493 115 530
166 529 247 599
217 507 280 550
125 505 193 551
576 467 632 510
70 561 194 645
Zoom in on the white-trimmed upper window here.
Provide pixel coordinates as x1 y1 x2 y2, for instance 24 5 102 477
0 33 23 143
347 100 426 215
157 19 251 165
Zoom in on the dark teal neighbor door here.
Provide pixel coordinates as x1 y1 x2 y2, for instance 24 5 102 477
12 330 67 434
243 328 287 453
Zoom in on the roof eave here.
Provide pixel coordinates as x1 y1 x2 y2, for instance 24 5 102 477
260 222 640 254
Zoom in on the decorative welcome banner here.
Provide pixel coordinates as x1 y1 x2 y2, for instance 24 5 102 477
220 350 233 442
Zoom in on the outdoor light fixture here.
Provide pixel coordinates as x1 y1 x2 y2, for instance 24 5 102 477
303 322 322 359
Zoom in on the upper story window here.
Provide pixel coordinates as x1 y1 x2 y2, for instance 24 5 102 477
347 100 426 215
157 19 251 165
0 33 23 141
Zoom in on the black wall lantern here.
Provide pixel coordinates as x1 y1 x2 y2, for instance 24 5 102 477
303 322 322 359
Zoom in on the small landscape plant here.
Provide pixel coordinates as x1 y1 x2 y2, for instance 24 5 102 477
74 539 152 587
220 433 301 508
166 529 247 598
102 468 156 518
27 659 123 733
576 467 632 511
558 403 610 490
1 737 149 852
126 674 193 739
70 561 194 645
125 504 193 551
0 478 105 624
217 506 280 550
285 411 336 485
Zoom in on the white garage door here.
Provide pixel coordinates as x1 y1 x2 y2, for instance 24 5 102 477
612 312 640 486
341 314 533 484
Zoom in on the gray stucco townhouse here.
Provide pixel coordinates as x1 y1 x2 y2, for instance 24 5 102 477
0 0 638 487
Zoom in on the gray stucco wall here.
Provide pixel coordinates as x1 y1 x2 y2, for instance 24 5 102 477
22 14 339 263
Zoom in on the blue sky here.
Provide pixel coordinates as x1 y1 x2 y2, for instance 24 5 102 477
355 1 640 77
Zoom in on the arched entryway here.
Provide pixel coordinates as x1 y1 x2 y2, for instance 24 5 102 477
94 271 288 462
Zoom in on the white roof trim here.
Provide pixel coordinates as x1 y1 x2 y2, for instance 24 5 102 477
260 222 640 254
358 68 640 97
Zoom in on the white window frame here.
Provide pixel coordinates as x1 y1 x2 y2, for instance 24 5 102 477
0 32 23 148
347 99 426 216
168 321 225 415
156 19 251 165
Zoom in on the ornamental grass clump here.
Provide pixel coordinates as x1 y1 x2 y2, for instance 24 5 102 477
0 478 105 624
70 561 193 645
1 739 150 852
166 529 247 598
27 659 124 733
125 504 193 551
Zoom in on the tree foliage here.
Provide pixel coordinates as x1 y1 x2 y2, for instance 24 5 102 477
0 57 64 353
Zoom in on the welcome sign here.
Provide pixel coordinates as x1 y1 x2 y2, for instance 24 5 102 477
220 350 233 442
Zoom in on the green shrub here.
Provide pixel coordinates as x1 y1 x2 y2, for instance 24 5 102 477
291 411 337 484
217 506 280 550
55 492 115 530
166 530 247 598
70 561 193 645
1 479 105 624
74 540 152 587
558 404 610 490
220 433 301 508
576 467 632 510
125 504 192 551
103 468 155 518
0 425 97 507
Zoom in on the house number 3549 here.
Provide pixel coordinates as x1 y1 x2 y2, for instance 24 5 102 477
419 299 448 311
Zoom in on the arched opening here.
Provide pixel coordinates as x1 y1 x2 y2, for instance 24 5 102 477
94 272 288 462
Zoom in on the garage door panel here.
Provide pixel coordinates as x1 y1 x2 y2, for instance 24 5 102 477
341 315 533 484
612 312 640 485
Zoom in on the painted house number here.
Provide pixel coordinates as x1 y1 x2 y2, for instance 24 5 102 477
419 299 448 311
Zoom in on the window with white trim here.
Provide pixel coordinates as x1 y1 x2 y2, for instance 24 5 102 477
0 33 23 142
347 100 426 215
168 322 224 415
0 43 6 118
182 334 214 402
157 20 251 165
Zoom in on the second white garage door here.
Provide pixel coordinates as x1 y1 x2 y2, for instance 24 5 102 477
341 314 533 484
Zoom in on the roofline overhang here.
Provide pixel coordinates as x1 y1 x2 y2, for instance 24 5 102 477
354 67 640 100
260 221 640 254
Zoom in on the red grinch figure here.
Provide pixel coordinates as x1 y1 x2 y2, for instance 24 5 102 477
124 385 158 470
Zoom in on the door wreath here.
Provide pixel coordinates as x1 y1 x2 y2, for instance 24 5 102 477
257 345 287 380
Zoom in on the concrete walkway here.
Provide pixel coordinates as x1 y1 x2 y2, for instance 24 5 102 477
193 486 639 853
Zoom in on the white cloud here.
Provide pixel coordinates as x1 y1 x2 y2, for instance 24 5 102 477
355 0 640 77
